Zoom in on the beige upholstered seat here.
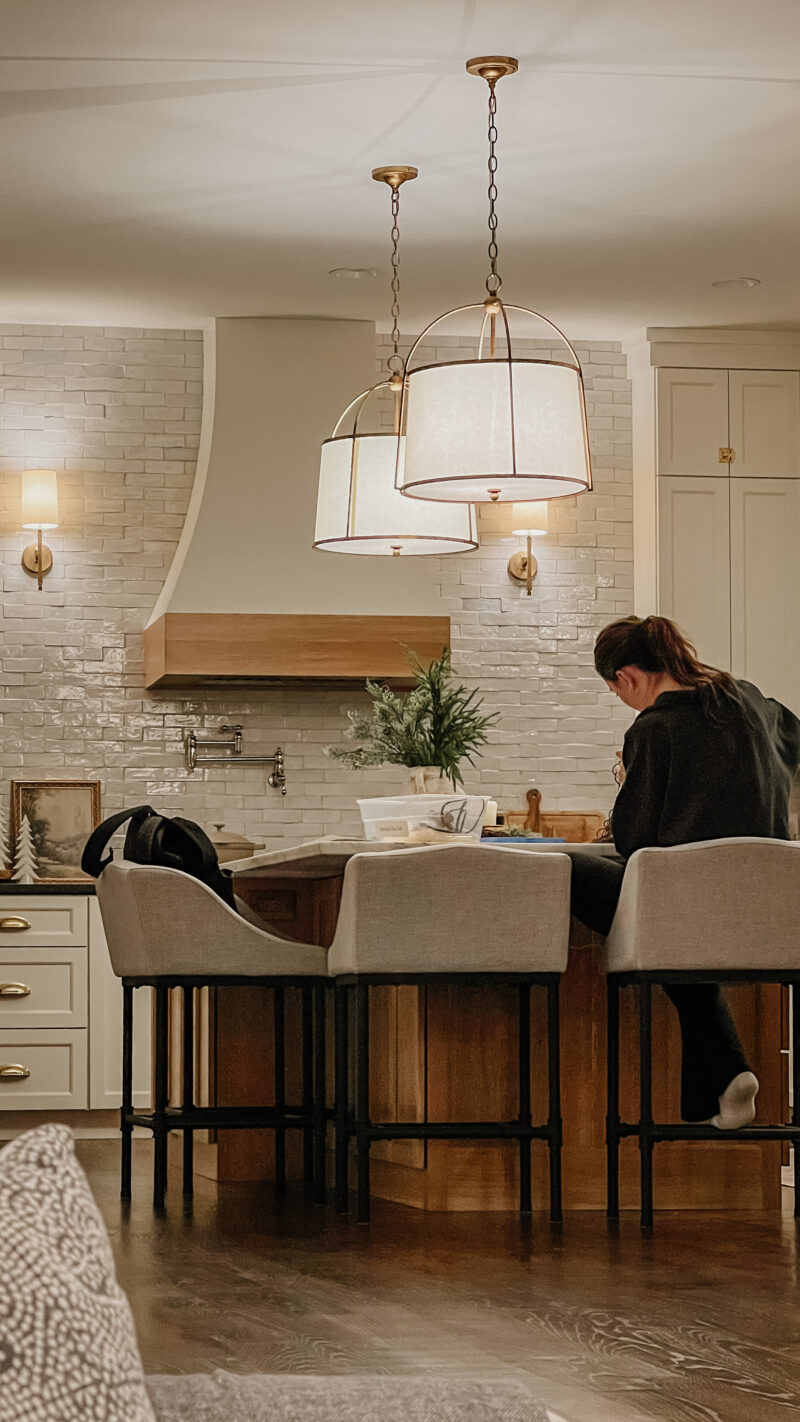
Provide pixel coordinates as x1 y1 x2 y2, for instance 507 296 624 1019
328 843 571 977
328 844 571 1223
97 859 328 978
96 859 328 1210
604 837 800 974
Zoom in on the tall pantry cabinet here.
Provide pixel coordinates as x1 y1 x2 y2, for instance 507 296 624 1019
628 330 800 715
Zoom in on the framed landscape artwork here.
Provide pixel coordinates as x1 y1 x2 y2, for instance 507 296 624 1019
10 780 101 883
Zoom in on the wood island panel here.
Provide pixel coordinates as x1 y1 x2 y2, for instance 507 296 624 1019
209 848 783 1212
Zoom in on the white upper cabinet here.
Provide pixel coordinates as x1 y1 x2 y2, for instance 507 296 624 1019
728 371 800 478
730 479 800 713
658 477 731 670
656 369 729 476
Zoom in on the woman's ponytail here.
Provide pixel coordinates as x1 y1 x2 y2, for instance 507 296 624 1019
594 614 739 718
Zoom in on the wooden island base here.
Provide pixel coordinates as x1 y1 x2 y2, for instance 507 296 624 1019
198 844 783 1213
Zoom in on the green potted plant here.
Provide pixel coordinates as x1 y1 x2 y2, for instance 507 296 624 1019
326 647 497 792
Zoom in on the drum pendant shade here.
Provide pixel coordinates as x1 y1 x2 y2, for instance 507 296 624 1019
315 416 477 555
398 57 592 506
400 347 591 504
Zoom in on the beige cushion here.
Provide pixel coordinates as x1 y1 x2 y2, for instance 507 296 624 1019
0 1124 155 1422
328 844 571 975
97 860 327 978
604 837 800 972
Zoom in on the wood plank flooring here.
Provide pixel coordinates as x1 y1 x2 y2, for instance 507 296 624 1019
80 1142 800 1422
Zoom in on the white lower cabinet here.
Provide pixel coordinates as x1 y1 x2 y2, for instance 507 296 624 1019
88 897 151 1110
0 892 151 1118
0 1031 88 1110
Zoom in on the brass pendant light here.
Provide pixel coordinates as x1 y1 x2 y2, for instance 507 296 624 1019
397 57 593 506
314 167 477 556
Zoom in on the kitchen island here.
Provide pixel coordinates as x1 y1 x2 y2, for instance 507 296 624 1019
203 838 783 1212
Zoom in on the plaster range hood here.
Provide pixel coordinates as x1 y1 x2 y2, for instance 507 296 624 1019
144 317 450 688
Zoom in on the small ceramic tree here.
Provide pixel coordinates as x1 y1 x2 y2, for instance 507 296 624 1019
0 799 10 879
12 814 38 885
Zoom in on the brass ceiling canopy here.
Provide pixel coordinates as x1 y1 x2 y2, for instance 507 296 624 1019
371 166 418 189
465 56 519 84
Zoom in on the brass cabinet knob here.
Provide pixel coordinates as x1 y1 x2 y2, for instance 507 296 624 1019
0 983 31 998
0 1065 30 1080
0 917 31 932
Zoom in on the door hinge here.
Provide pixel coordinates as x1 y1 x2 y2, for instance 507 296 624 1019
718 447 735 464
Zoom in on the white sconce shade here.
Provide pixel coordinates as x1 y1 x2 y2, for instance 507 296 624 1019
315 390 477 556
21 468 59 529
400 350 591 504
512 501 549 536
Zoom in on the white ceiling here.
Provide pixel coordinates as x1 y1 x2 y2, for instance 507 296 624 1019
1 0 799 337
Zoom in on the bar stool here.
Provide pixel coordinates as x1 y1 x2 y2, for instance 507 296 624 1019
327 844 571 1223
604 836 800 1227
96 859 329 1209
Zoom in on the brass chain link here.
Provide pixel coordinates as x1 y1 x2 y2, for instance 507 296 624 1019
388 185 403 374
486 84 501 296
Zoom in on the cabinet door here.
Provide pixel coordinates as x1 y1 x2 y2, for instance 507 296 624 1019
658 477 731 669
730 479 800 713
88 899 151 1109
656 369 729 476
728 371 800 477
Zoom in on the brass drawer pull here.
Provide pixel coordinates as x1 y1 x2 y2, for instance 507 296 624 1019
0 917 31 932
0 1064 30 1080
0 983 31 998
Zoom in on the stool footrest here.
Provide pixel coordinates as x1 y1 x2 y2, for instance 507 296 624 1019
344 1120 558 1142
128 1106 311 1131
618 1122 800 1142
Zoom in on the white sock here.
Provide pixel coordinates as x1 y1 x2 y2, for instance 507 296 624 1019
707 1071 759 1130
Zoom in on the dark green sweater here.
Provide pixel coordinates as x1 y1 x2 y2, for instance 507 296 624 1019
611 681 800 860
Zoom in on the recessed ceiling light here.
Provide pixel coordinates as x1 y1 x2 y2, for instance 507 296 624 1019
329 267 378 280
711 276 761 289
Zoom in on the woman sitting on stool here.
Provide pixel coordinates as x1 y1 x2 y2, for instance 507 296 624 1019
570 614 800 1129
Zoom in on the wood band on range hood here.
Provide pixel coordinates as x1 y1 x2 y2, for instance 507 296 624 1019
143 612 451 687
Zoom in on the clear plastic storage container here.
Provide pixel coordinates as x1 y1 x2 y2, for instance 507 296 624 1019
357 794 488 844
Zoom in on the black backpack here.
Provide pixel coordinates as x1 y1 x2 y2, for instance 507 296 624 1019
81 804 237 911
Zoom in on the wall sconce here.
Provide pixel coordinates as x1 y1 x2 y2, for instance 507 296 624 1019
21 469 59 591
508 501 548 595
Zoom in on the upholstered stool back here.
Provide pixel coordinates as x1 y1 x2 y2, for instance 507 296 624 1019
328 843 571 977
605 837 800 974
97 859 327 978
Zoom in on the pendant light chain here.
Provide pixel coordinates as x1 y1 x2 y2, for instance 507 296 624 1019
486 82 501 296
388 184 403 375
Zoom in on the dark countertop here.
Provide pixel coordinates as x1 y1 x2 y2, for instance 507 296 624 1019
0 880 95 895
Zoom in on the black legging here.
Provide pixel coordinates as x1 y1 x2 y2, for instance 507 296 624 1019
567 847 751 1122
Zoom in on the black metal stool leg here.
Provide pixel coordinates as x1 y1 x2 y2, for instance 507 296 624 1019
547 979 563 1224
302 985 314 1184
356 981 371 1223
606 976 620 1219
153 984 169 1210
518 983 532 1213
273 986 286 1192
182 985 194 1197
792 983 800 1219
313 984 327 1203
334 982 350 1212
121 983 134 1202
639 982 654 1228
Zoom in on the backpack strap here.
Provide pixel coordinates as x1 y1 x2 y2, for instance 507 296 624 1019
81 805 156 878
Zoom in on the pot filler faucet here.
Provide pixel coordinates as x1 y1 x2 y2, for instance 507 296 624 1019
182 725 286 794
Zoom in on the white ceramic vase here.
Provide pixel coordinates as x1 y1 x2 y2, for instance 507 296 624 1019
406 766 448 795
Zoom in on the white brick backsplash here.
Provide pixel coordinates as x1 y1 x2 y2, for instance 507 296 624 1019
0 324 632 849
